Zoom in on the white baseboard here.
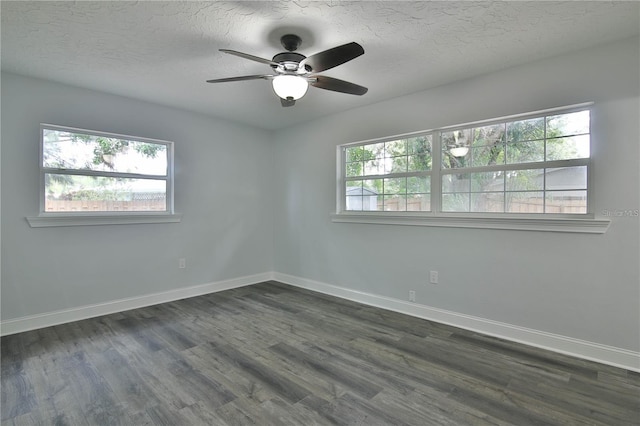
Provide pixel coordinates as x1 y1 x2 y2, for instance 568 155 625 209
0 272 273 336
273 272 640 373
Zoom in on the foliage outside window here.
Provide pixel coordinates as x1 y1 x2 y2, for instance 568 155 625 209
41 124 173 214
340 105 591 216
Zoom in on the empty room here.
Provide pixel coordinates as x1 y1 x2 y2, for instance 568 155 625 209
1 1 639 425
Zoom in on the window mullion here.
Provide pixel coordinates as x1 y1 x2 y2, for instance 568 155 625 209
337 147 345 213
543 116 548 213
440 158 588 175
432 131 442 214
43 167 168 180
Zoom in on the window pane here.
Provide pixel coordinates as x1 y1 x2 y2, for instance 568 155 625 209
505 192 544 213
545 191 587 214
407 135 432 169
470 171 504 192
471 145 504 167
43 128 167 175
345 161 363 177
442 193 470 212
546 135 590 161
506 140 544 164
442 152 469 169
369 143 385 157
345 146 371 162
45 174 166 212
507 117 544 142
364 159 384 176
345 182 363 211
363 144 382 160
407 176 430 194
345 181 363 196
547 110 589 137
346 180 363 190
471 192 504 213
442 173 470 193
442 129 472 150
363 179 383 193
345 146 359 163
345 195 362 211
506 169 544 191
407 194 430 211
442 129 472 167
473 124 505 147
545 166 587 190
384 140 407 157
384 195 406 211
385 156 408 174
407 136 432 155
362 196 382 211
383 177 405 194
408 154 432 172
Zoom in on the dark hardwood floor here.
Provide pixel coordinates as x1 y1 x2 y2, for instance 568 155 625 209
2 281 639 425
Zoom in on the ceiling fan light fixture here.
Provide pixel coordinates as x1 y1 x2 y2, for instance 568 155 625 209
272 75 309 100
209 36 367 107
449 146 470 157
449 130 470 157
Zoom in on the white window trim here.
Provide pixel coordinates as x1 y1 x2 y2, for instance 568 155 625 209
333 103 610 234
26 213 183 228
28 124 180 227
330 212 609 233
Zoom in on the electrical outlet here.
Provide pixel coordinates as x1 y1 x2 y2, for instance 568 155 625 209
409 290 416 302
179 258 186 269
430 270 438 284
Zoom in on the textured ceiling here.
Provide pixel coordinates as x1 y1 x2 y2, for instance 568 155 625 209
2 1 639 130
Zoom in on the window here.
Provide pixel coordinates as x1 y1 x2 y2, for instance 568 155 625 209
40 124 174 215
344 135 432 212
440 108 590 214
336 104 607 232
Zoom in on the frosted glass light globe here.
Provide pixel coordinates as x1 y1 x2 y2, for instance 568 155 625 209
449 146 469 157
272 75 309 100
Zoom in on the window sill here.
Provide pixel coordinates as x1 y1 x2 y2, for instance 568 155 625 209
331 212 610 234
26 213 182 228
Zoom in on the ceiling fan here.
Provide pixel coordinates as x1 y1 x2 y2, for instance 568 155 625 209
206 34 368 107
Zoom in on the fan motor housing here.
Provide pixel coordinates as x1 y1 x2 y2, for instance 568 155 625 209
272 52 306 64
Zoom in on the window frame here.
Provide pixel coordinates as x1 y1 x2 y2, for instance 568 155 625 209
334 103 610 233
27 124 180 227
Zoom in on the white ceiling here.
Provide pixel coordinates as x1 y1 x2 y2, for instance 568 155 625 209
2 1 639 130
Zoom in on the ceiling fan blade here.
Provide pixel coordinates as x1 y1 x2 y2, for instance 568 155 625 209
220 49 279 67
310 76 368 95
206 75 274 83
280 97 296 107
300 42 364 73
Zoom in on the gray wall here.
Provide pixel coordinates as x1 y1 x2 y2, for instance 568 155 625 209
272 37 640 352
1 73 274 320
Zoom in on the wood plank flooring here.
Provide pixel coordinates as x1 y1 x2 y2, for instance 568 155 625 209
2 281 639 425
